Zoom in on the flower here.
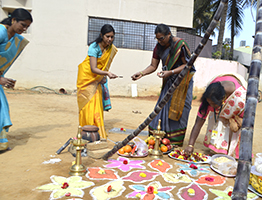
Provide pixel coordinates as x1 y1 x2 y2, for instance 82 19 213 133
90 180 125 200
238 101 245 109
61 182 69 189
178 183 207 200
224 109 230 115
65 192 71 197
190 164 198 169
36 175 94 199
148 159 172 173
196 175 226 186
205 177 214 182
187 188 195 195
98 169 105 174
126 181 175 199
87 168 120 180
221 140 228 147
176 163 210 177
229 100 235 106
107 185 112 192
147 186 154 194
157 161 163 166
135 193 141 198
104 157 145 172
235 91 242 97
122 170 159 183
162 173 192 184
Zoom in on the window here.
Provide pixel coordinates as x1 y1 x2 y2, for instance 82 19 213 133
88 17 195 52
88 17 157 51
177 28 196 54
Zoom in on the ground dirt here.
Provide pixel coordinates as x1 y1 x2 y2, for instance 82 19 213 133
0 89 262 200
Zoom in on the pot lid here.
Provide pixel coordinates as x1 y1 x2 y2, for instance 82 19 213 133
81 125 99 132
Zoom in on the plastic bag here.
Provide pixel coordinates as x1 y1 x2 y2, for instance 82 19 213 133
133 137 148 156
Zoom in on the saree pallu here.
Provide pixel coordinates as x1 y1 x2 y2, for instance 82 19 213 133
149 39 195 146
0 24 29 150
203 86 246 159
101 79 112 111
77 44 117 138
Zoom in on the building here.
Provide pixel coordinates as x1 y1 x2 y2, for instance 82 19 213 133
1 0 195 96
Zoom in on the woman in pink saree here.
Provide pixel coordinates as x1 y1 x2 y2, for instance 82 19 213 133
184 73 247 159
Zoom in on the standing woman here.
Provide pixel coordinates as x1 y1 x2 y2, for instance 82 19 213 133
77 24 118 138
131 24 195 147
0 8 33 151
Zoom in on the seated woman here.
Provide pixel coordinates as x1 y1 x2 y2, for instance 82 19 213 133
184 73 247 159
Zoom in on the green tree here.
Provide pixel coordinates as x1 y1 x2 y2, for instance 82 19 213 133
224 0 256 59
216 2 228 59
193 0 219 36
194 0 257 60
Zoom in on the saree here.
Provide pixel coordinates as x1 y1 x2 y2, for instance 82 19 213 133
203 74 247 158
101 79 112 111
77 44 117 138
149 39 195 146
0 24 29 150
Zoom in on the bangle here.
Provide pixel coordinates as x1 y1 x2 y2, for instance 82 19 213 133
171 69 174 74
188 145 194 148
140 71 144 76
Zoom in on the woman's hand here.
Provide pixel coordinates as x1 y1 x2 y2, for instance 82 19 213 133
0 77 16 88
107 72 118 79
131 72 143 81
157 70 173 78
184 145 194 156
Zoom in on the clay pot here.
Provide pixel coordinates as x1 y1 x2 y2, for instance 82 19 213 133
81 125 100 142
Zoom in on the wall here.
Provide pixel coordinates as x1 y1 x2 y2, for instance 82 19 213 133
108 57 248 97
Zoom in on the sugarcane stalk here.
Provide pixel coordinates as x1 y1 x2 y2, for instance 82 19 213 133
232 1 262 199
102 0 229 160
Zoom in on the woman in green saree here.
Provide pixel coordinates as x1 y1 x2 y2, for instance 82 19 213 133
131 24 195 147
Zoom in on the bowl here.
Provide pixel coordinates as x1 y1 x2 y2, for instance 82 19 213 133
211 154 237 175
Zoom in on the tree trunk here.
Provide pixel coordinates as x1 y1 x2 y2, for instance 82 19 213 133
217 2 228 58
232 1 262 199
230 0 236 59
102 0 229 161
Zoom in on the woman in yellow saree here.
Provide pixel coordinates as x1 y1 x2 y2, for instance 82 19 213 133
0 8 33 151
77 24 118 138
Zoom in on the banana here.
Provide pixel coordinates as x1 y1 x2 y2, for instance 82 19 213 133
250 173 262 194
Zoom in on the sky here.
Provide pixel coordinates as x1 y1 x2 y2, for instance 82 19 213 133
210 7 257 49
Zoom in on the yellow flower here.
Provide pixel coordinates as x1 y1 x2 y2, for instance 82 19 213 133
98 169 105 174
188 188 195 195
136 193 141 198
157 161 163 166
153 188 158 194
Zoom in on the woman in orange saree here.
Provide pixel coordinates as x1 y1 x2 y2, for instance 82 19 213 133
77 24 118 138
